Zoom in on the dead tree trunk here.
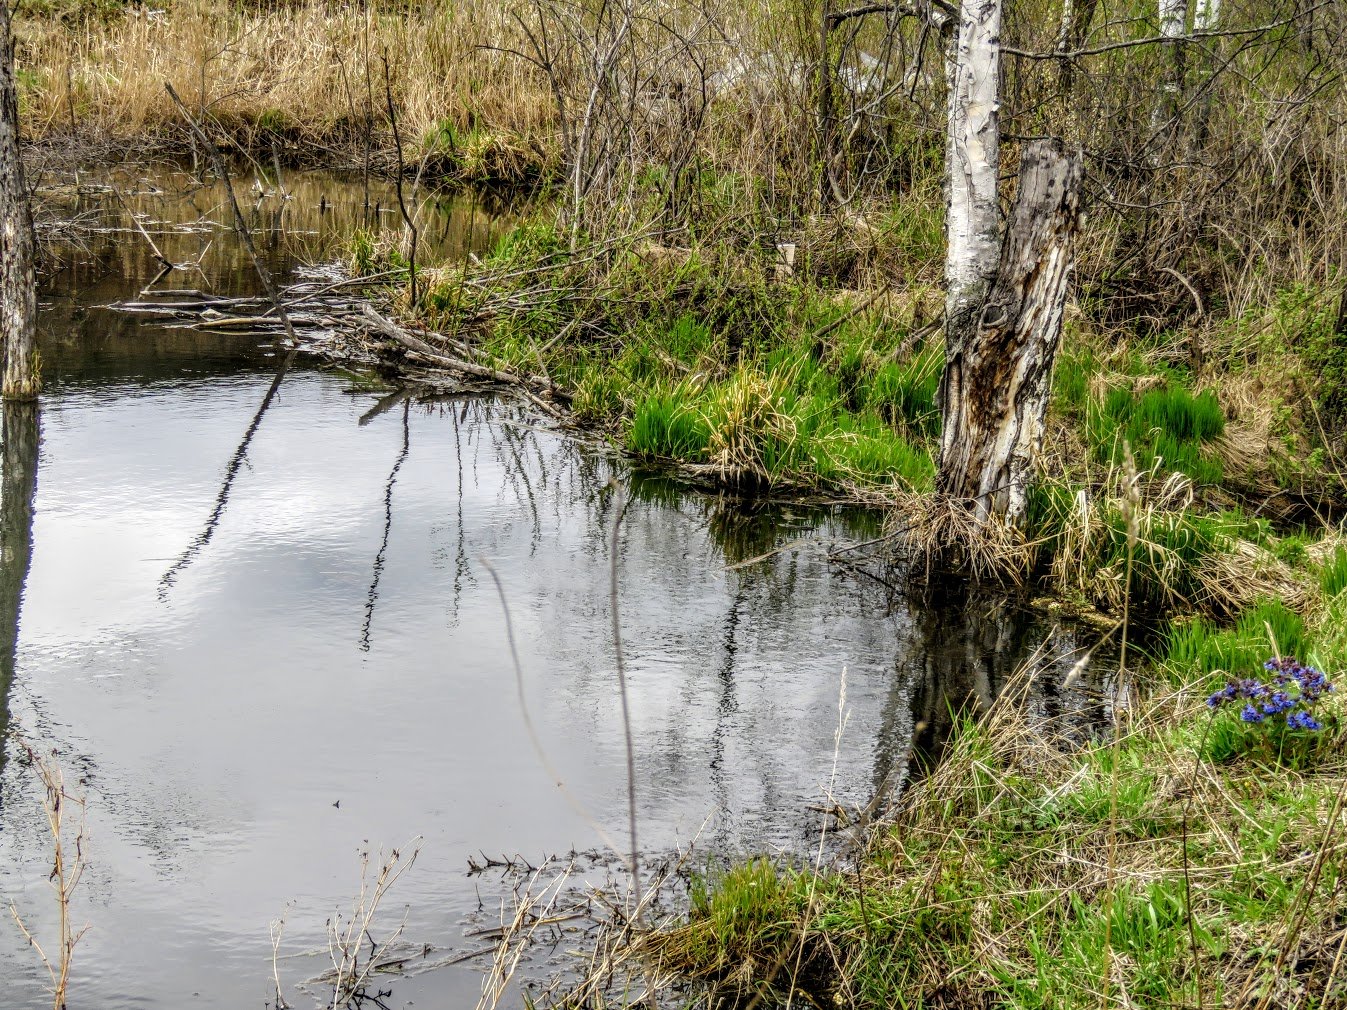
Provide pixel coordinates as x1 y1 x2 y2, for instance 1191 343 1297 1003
0 0 37 400
936 139 1083 524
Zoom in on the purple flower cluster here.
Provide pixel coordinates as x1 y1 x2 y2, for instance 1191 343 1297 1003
1207 657 1335 731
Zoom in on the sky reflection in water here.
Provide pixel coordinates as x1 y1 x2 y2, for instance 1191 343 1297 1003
0 168 1104 1010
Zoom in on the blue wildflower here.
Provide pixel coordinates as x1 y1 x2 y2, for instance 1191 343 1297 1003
1210 656 1334 734
1287 711 1323 731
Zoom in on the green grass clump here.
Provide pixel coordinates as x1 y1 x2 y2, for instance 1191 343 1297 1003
687 858 806 953
1026 481 1256 613
1089 381 1226 485
657 858 811 994
622 358 934 490
1162 600 1308 677
1052 342 1099 415
629 388 712 459
1319 545 1347 598
440 226 941 492
347 228 409 278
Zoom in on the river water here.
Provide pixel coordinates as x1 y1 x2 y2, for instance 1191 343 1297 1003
0 167 1104 1009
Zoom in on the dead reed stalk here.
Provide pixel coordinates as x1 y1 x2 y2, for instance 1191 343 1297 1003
324 841 422 1009
7 741 89 1010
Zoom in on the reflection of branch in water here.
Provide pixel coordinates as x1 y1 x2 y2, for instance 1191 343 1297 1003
448 401 470 627
0 401 40 789
490 418 541 548
358 387 409 427
707 577 745 843
360 399 412 652
158 349 296 600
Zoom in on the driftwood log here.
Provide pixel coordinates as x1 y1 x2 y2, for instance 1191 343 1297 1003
937 137 1084 524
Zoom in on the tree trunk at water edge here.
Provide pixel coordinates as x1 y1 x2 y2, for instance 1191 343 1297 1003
937 139 1083 525
0 0 37 401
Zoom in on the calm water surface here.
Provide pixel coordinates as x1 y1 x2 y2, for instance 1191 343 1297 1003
0 168 1103 1009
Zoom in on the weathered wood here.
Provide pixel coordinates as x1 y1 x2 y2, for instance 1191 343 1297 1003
937 138 1083 524
0 0 37 400
358 304 566 419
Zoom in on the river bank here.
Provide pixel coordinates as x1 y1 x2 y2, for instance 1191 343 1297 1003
14 0 1347 992
638 636 1347 1009
274 186 1347 1008
310 186 1347 1008
13 163 1103 1008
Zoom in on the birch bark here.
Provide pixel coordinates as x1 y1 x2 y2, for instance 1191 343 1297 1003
937 140 1083 523
1156 0 1190 130
942 0 1002 342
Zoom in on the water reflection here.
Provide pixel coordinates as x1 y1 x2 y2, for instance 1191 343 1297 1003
0 401 39 789
361 398 412 651
0 168 1114 1010
891 584 1106 786
36 166 518 389
0 378 1111 1010
158 349 298 600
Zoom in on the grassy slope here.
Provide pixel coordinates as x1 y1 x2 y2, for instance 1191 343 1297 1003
356 217 1347 1008
645 593 1347 1008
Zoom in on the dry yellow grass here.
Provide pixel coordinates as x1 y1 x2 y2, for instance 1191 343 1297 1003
16 0 554 152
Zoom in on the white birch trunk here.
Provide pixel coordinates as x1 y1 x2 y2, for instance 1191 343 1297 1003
1192 0 1218 31
942 0 1002 339
940 0 1003 503
1155 0 1189 132
1054 0 1075 52
1159 0 1186 37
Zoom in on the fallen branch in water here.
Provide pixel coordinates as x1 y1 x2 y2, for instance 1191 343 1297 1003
357 304 570 420
164 81 299 346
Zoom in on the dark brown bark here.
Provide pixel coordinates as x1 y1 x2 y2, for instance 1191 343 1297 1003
0 0 37 400
1055 0 1099 98
937 138 1083 524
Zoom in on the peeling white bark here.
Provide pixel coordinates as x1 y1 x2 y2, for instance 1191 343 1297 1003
1158 0 1186 37
1054 0 1075 52
1158 0 1189 101
943 0 1002 335
1193 0 1218 31
940 0 1003 508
